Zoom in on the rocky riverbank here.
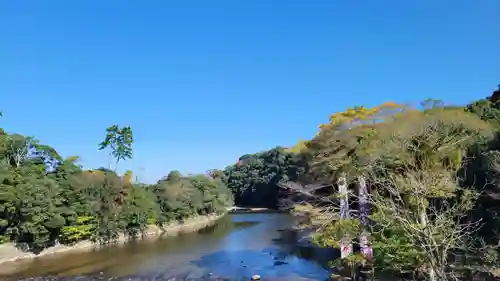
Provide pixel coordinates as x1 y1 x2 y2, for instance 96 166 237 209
0 213 225 266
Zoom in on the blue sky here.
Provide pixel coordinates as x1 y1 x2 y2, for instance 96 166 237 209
1 1 499 183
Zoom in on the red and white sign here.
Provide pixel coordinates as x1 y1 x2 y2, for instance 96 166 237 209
341 242 353 259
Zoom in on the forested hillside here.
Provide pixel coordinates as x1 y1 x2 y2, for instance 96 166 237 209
222 89 500 209
214 147 307 208
3 85 500 280
0 123 233 252
283 87 500 280
211 86 500 278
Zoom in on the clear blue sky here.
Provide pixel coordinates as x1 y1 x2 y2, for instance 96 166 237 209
1 1 498 183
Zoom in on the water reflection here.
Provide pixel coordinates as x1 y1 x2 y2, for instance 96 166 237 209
0 213 331 281
192 248 327 280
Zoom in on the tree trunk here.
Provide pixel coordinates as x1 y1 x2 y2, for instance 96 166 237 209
108 152 112 170
419 208 436 281
358 176 372 258
338 175 353 259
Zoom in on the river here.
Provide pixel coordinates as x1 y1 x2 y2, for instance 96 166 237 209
0 213 332 281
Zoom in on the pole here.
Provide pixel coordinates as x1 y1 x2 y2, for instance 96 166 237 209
358 176 372 258
338 175 353 259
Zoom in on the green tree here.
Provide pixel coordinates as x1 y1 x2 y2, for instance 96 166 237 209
84 169 127 244
98 125 134 170
366 107 493 280
122 183 158 238
151 171 233 224
0 133 68 251
292 104 497 280
223 147 306 208
462 86 500 247
0 117 232 252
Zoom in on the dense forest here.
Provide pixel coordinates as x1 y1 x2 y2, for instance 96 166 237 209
0 123 233 252
3 86 500 279
217 87 500 280
213 147 307 208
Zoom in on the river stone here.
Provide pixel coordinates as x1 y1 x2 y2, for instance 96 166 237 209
251 275 261 280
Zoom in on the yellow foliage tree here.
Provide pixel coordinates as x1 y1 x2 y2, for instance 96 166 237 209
305 102 406 182
286 138 308 154
123 170 133 185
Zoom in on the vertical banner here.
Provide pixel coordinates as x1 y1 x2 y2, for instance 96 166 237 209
358 176 372 258
338 176 353 259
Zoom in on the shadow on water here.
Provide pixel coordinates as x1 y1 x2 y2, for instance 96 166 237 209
1 213 332 281
191 247 328 281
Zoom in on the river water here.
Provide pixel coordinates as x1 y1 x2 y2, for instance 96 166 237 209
0 213 332 281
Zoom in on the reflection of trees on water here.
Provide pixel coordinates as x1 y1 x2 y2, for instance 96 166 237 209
270 229 339 269
10 214 330 281
202 221 330 269
191 248 328 281
188 223 331 281
197 215 260 238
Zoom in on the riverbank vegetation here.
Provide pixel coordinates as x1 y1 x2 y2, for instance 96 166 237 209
4 85 500 280
280 88 500 280
214 86 500 280
213 147 306 208
0 123 233 253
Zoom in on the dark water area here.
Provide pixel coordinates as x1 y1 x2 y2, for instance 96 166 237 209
0 213 333 281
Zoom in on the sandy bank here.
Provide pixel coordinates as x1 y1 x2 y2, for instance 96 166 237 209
0 213 224 265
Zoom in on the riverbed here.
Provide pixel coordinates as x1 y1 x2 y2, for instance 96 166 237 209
0 213 331 281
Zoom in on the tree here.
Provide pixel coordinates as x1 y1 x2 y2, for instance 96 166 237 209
462 87 500 248
300 102 405 261
223 147 306 208
122 183 158 238
151 172 233 224
0 118 233 252
98 125 134 170
298 106 495 279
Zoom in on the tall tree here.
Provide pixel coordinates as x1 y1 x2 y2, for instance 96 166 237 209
0 119 233 252
293 105 496 280
98 125 134 171
303 102 405 260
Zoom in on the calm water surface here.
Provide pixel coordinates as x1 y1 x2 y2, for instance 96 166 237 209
0 213 331 281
